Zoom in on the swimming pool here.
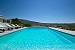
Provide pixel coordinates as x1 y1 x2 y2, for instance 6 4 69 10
0 27 75 50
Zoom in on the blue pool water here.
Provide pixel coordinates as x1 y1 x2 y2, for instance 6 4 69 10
0 27 75 50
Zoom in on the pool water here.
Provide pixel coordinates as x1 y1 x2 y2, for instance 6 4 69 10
0 27 75 50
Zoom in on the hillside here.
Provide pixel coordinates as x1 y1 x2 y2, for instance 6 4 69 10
7 18 75 31
19 19 75 31
19 19 47 26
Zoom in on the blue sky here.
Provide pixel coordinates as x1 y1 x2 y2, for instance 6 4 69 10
0 0 75 23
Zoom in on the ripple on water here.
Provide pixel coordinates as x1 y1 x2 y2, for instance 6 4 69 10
0 43 75 50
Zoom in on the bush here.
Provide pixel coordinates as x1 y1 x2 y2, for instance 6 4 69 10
24 24 32 27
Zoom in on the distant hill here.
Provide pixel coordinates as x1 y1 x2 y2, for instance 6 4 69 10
19 19 40 24
19 19 43 26
19 19 75 30
19 19 75 25
7 18 75 30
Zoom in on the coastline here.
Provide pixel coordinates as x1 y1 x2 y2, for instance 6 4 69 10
49 27 75 36
0 27 27 37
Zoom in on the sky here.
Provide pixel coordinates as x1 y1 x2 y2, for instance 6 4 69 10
0 0 75 23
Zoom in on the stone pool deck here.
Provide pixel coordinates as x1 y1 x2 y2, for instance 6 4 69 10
0 27 75 36
0 27 27 36
49 27 75 35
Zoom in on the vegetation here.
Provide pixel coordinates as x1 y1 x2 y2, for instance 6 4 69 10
24 24 32 27
21 19 75 31
39 24 75 31
53 24 75 31
7 18 75 31
7 18 32 27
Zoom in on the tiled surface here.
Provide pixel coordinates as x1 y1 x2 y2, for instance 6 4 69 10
49 27 75 35
0 27 27 36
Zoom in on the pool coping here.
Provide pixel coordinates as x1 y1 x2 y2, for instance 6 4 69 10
0 27 27 37
49 27 75 36
0 27 75 37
